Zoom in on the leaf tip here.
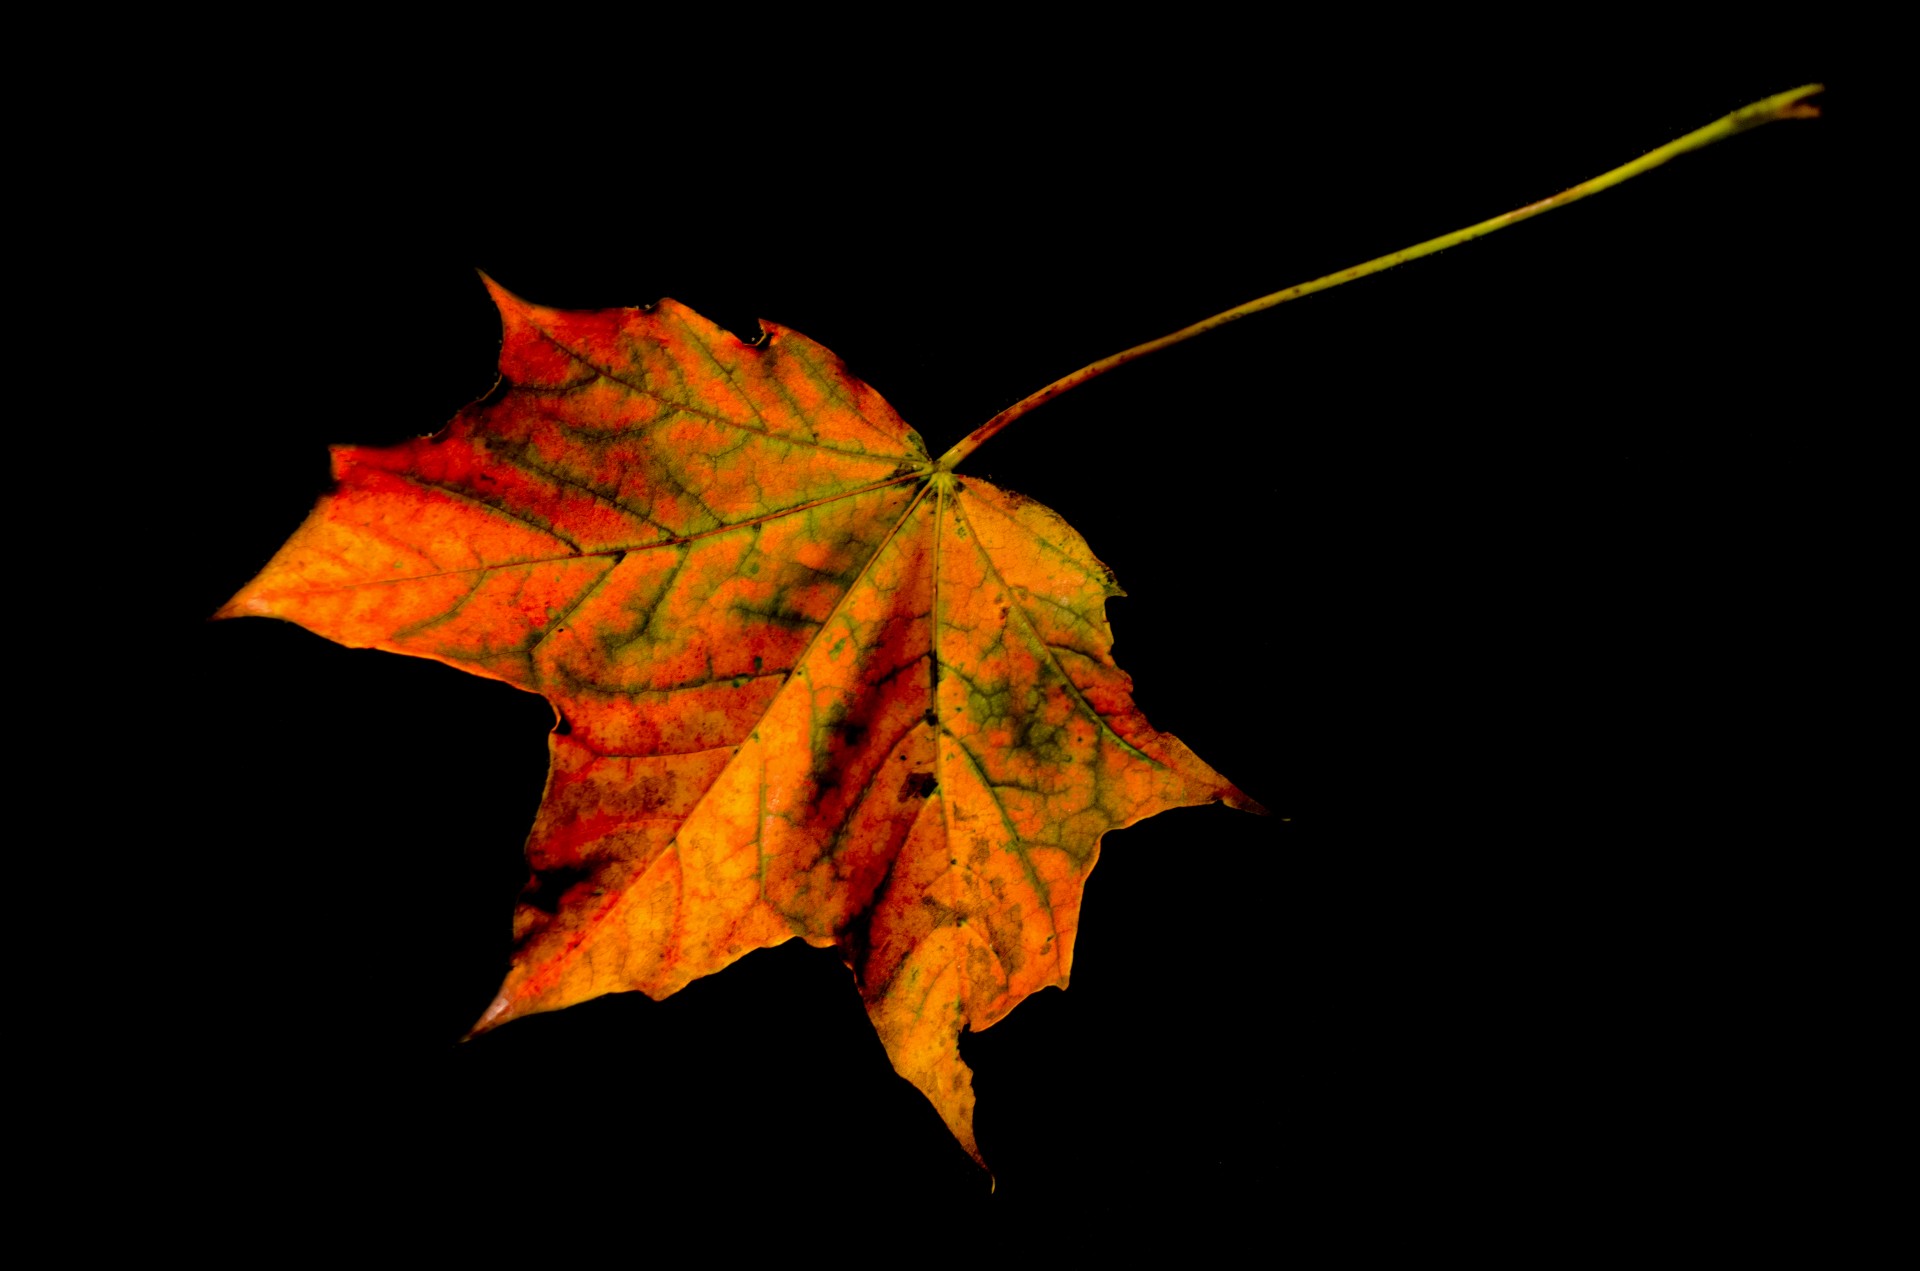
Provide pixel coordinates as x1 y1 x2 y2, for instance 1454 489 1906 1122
1223 786 1269 816
476 269 531 317
209 592 273 622
461 990 516 1042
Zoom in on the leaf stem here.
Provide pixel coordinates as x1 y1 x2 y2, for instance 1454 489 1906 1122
936 83 1823 472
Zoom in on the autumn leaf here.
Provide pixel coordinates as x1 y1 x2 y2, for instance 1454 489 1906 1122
217 276 1260 1161
204 82 1825 1183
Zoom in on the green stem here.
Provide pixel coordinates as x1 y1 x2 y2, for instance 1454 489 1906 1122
937 83 1823 472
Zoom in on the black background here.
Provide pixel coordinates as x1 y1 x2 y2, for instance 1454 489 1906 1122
152 52 1857 1238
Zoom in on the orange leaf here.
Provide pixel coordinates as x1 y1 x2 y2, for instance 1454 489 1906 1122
218 277 1259 1164
190 82 1832 1194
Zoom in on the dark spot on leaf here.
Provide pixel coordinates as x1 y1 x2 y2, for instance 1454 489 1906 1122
553 713 572 736
902 772 938 801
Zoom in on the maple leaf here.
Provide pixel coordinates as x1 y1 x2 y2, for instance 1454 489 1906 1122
218 277 1259 1162
202 82 1820 1182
